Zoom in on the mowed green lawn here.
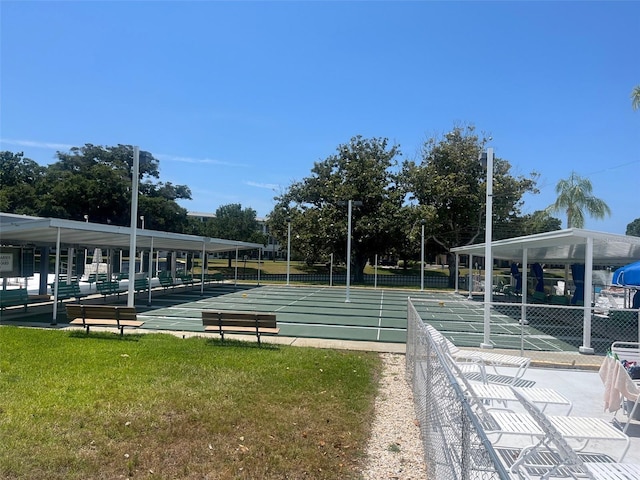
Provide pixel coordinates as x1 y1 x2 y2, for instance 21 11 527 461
0 327 381 480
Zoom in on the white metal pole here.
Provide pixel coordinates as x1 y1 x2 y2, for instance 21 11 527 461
481 147 494 349
580 237 595 354
330 253 333 287
468 254 473 300
127 146 140 308
201 243 206 295
420 221 425 291
257 248 261 286
52 227 61 324
286 219 291 286
374 253 378 290
147 236 154 306
346 199 353 303
234 247 238 287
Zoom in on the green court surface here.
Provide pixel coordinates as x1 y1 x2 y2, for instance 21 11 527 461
136 284 446 343
410 298 582 352
1 284 583 352
137 285 579 351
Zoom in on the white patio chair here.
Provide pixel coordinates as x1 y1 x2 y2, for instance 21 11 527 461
471 383 573 415
435 342 573 414
507 388 640 480
446 353 631 462
426 323 531 385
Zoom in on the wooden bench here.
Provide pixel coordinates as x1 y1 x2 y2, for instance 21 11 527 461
0 288 29 312
50 282 84 302
202 310 279 345
66 304 144 336
96 280 122 300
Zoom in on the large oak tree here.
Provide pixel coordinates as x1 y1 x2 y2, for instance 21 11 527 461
271 136 407 282
404 126 540 286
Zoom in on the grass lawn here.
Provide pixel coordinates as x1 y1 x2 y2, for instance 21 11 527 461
198 258 450 278
0 327 382 479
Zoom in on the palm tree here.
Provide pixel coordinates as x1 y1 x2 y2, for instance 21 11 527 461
546 171 611 229
632 85 640 111
546 171 611 295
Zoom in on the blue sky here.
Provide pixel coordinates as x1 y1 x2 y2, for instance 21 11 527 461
1 1 638 234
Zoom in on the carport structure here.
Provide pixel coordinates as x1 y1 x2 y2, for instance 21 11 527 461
0 213 263 321
451 228 640 353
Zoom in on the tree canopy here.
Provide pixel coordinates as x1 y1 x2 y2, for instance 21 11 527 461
1 145 192 232
0 151 45 215
203 204 267 245
403 126 541 284
626 218 640 237
270 136 407 282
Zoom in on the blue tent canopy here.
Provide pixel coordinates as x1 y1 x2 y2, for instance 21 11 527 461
612 260 640 287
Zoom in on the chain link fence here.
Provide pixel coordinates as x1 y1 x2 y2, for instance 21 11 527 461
405 295 639 477
406 299 510 479
412 296 639 362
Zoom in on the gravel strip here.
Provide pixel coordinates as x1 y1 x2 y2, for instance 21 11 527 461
361 353 427 479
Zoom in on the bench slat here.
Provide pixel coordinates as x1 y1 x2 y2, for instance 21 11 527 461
70 318 144 328
205 325 280 334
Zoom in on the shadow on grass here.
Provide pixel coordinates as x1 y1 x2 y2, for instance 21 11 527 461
204 337 280 350
67 330 143 342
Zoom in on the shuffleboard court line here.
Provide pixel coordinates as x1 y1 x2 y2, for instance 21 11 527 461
274 287 326 312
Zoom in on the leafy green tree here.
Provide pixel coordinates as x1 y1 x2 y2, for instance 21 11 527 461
270 136 406 282
203 204 267 266
206 204 266 244
33 144 191 231
404 125 539 286
626 218 640 237
632 85 640 111
517 210 562 236
0 151 45 215
546 171 611 228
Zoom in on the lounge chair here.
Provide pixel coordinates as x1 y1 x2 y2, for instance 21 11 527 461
471 383 573 415
445 352 630 462
426 324 531 385
507 388 640 480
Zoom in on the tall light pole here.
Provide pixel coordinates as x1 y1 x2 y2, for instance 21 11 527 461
127 146 140 308
344 200 362 303
480 147 494 349
140 215 145 229
286 217 291 286
420 219 426 291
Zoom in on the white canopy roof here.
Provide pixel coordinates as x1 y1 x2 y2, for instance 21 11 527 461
451 228 640 266
0 213 262 253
